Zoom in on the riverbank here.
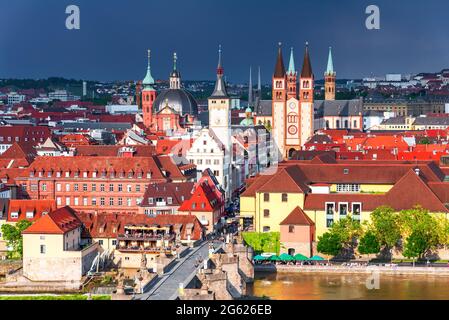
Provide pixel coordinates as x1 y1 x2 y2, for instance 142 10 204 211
255 264 449 275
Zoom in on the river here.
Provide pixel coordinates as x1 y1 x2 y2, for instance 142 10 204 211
248 272 449 300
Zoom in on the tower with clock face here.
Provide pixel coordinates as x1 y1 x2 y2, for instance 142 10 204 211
209 45 231 150
285 98 301 157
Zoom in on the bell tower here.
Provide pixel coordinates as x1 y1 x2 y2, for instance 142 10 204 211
142 49 156 129
287 47 297 99
325 47 336 101
299 42 314 146
271 43 287 158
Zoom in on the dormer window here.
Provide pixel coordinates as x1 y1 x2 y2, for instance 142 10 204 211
147 172 152 179
92 171 97 178
83 171 88 178
30 171 35 178
26 210 34 219
148 198 153 205
65 171 70 178
56 171 62 178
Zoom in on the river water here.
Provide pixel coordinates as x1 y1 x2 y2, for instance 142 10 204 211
248 272 449 300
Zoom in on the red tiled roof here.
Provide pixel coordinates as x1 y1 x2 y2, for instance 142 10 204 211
23 206 82 234
7 199 56 222
140 182 194 207
74 145 155 157
76 212 203 241
178 182 222 212
280 207 315 226
257 166 310 194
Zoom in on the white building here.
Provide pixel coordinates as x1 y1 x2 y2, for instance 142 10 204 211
7 93 25 105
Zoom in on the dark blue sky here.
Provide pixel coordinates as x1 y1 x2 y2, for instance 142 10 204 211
1 0 449 83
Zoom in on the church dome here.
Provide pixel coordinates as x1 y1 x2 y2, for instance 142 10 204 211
153 89 199 116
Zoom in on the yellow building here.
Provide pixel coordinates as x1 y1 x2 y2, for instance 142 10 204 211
240 160 449 241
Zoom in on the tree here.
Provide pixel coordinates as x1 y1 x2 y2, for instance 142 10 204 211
403 231 429 266
1 220 32 259
398 206 439 250
370 206 401 251
317 232 342 257
358 230 380 259
329 216 362 247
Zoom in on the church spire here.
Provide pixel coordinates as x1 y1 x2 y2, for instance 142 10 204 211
326 46 335 75
143 49 155 89
300 42 313 78
248 66 253 107
274 42 286 78
170 52 181 89
211 45 228 98
288 47 296 75
258 66 261 92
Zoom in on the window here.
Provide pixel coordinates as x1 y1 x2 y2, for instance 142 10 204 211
339 203 348 216
83 197 88 206
325 203 335 215
289 225 295 233
263 193 270 202
167 197 173 205
326 219 334 228
100 198 105 206
100 184 105 192
26 211 34 219
282 193 288 202
92 198 97 206
118 184 123 192
214 159 220 165
41 183 47 192
127 198 132 207
98 240 104 246
109 198 114 206
336 184 360 193
112 240 117 246
148 198 153 205
197 159 203 165
66 197 71 206
109 184 114 192
83 184 88 192
74 184 79 191
74 197 79 206
127 185 132 192
40 245 46 254
65 184 70 192
213 170 220 177
264 209 270 218
118 198 123 206
92 184 97 192
57 197 62 206
136 185 141 192
352 203 362 215
263 226 271 232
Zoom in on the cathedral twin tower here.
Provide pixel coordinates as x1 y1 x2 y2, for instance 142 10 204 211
271 43 335 159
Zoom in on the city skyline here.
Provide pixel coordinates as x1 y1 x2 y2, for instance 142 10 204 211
1 0 449 83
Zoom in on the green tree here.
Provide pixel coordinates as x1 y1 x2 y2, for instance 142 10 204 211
370 206 401 251
317 232 342 257
403 231 429 266
1 220 32 259
329 216 362 247
358 230 380 259
398 206 439 250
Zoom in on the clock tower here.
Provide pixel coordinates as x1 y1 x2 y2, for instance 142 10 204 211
208 45 231 150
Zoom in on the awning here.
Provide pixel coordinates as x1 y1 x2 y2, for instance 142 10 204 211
293 253 308 261
279 253 295 261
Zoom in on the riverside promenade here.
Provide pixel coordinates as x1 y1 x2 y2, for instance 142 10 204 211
255 264 449 275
